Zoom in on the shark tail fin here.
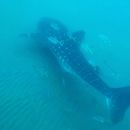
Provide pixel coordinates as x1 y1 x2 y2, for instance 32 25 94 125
107 86 130 124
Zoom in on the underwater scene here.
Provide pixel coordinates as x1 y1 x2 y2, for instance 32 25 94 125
0 0 130 129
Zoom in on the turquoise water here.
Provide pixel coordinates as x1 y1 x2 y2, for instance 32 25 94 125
0 0 130 129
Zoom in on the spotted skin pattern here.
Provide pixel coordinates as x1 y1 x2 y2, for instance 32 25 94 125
34 18 130 124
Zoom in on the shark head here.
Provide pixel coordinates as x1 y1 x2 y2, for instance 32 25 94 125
35 18 85 50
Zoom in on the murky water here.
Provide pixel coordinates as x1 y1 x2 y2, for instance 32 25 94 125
0 0 130 129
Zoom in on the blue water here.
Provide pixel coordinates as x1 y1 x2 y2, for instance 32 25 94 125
0 0 130 129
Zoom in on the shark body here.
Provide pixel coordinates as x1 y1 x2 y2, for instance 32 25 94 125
34 18 130 124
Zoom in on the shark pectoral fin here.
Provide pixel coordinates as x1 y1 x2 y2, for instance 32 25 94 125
107 87 130 124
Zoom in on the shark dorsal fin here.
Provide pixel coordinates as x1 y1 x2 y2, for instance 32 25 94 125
72 30 85 44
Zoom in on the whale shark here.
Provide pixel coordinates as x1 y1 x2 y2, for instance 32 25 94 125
33 18 130 124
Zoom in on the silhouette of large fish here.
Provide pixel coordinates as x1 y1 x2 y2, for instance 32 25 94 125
33 18 130 124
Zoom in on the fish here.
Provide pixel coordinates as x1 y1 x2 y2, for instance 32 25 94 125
33 17 130 124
